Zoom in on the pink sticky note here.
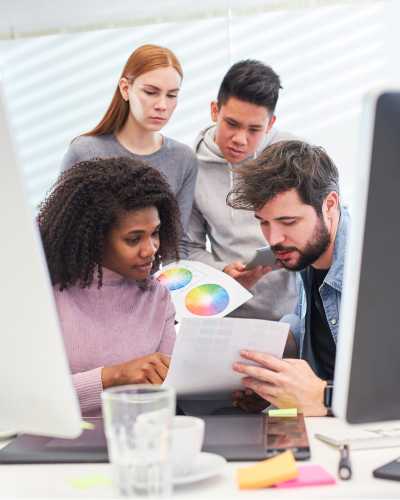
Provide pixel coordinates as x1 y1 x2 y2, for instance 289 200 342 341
274 465 336 488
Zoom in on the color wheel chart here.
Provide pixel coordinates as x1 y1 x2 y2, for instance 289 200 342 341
157 267 193 291
156 260 251 319
185 284 230 316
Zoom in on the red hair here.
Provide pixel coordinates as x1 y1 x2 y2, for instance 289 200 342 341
84 44 183 136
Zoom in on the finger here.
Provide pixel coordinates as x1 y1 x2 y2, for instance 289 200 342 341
252 265 269 277
233 362 282 385
232 390 245 399
240 268 262 279
242 377 279 399
235 261 246 271
157 353 171 367
239 351 288 372
145 368 164 385
260 266 273 274
236 400 254 412
152 359 169 381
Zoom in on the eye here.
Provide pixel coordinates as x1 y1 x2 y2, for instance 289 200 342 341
282 220 296 226
125 237 140 246
225 120 237 128
152 229 160 238
143 90 156 96
167 93 178 99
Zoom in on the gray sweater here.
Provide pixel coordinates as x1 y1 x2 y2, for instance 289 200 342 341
61 134 198 257
187 124 297 320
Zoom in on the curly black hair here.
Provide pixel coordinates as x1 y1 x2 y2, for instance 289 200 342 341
38 157 181 290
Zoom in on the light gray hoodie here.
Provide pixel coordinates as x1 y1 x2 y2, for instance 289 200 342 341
187 124 298 320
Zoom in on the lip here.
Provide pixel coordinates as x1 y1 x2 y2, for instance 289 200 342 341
228 147 246 157
133 262 154 272
149 117 167 122
275 250 294 260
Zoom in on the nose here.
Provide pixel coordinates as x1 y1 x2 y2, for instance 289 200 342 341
139 237 158 258
265 224 285 247
232 129 247 147
154 95 167 111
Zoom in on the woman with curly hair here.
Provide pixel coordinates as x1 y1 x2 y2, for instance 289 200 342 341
61 44 197 257
38 157 180 415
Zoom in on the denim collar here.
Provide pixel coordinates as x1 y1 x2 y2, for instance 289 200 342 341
322 206 350 292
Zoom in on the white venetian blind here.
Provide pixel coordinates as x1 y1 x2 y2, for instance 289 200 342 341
0 0 396 208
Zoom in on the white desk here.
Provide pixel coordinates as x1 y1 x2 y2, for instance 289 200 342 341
1 418 400 498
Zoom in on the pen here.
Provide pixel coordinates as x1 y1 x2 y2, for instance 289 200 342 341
338 444 352 480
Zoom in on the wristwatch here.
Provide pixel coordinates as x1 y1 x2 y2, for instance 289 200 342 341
323 381 334 417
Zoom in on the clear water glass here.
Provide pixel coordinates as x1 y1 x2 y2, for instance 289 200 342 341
101 385 175 498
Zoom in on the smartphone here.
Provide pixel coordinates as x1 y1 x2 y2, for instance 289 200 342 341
245 246 279 270
265 414 311 460
373 456 400 481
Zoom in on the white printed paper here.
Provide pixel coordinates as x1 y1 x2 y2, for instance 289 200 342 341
164 317 289 395
156 260 252 320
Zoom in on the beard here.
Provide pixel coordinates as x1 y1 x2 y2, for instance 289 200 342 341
271 216 331 271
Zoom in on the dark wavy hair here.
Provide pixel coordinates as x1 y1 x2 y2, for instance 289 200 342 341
227 140 339 215
38 157 181 290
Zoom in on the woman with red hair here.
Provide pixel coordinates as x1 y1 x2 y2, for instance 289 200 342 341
62 44 197 256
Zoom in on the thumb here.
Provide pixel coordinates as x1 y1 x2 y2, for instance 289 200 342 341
235 261 246 271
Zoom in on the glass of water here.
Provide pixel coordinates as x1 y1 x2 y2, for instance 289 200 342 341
101 385 175 498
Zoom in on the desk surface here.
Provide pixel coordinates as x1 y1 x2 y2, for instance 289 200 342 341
1 417 400 498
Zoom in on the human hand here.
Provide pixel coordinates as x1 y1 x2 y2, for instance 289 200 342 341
232 388 270 413
102 352 171 389
233 351 327 416
223 261 272 289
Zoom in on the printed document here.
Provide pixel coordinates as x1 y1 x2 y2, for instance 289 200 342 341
164 317 289 395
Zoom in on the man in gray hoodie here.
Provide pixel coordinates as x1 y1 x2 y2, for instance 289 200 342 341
187 60 297 320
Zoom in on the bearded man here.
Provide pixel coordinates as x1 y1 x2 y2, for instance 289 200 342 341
228 140 348 416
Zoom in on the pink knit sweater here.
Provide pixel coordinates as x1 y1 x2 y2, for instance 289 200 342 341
53 268 176 415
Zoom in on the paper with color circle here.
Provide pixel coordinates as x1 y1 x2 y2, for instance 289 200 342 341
156 260 252 320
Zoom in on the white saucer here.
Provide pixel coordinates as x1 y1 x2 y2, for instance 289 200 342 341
0 430 17 440
173 452 226 485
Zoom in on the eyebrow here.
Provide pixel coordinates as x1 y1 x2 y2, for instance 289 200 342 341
224 117 264 129
254 214 299 221
142 84 180 92
126 224 161 235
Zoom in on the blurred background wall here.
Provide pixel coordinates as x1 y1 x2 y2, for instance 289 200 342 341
0 0 399 208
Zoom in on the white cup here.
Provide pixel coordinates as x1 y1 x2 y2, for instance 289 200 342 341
170 416 205 476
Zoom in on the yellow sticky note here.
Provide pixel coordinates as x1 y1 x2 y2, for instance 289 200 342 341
80 420 95 430
268 408 298 417
68 474 112 490
237 450 298 489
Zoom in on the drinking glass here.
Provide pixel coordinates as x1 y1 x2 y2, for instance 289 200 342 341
101 385 175 498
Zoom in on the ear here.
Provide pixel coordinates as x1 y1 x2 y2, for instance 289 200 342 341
266 114 276 132
324 191 339 216
210 101 219 122
119 77 130 102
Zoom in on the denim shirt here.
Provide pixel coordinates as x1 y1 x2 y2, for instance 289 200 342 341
282 207 350 376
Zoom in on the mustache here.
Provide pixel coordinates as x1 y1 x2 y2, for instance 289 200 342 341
271 244 299 253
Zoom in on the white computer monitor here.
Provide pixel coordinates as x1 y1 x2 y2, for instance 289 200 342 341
333 89 400 424
0 81 82 438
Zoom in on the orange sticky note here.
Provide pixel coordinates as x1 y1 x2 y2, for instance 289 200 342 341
237 450 299 489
